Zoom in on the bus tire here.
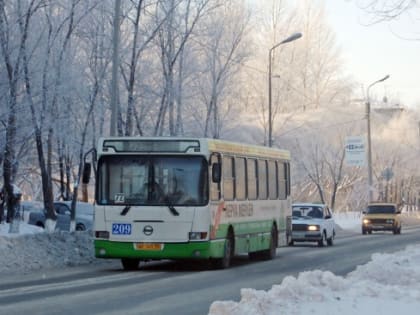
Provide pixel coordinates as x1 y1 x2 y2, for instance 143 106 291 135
212 230 234 269
261 225 278 260
121 258 140 271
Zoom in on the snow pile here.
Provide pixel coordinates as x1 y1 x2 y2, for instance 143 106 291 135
208 244 420 315
0 223 96 274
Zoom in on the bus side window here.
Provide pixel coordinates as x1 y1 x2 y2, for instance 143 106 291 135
235 157 246 201
278 162 287 200
258 159 267 200
268 160 277 200
247 159 257 200
223 156 235 201
210 154 221 201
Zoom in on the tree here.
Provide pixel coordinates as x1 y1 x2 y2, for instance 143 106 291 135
289 107 365 210
0 0 43 225
356 0 417 22
355 0 420 39
154 0 212 136
198 0 251 138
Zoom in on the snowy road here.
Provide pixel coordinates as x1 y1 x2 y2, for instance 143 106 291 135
2 225 420 315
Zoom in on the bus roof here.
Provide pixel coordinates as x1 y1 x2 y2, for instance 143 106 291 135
97 137 290 160
205 138 290 160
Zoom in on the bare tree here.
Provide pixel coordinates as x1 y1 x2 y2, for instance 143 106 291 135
200 0 251 138
154 0 212 136
356 0 417 22
0 0 45 226
118 0 167 136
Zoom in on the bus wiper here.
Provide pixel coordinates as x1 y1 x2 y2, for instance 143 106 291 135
120 205 131 216
163 195 179 216
167 204 179 216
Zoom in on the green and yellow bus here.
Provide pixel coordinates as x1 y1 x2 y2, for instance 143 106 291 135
89 137 292 270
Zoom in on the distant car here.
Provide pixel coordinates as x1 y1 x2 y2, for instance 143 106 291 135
20 201 45 222
290 203 336 247
362 202 401 235
28 201 93 231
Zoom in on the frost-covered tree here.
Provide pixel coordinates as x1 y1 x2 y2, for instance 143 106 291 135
193 0 251 138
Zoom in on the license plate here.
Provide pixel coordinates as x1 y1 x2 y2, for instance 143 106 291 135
135 243 163 251
112 223 132 235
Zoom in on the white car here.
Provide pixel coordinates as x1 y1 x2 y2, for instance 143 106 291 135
289 203 336 247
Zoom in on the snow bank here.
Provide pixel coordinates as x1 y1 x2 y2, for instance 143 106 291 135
208 244 420 315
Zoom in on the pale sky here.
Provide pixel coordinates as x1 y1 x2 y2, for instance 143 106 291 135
323 0 420 107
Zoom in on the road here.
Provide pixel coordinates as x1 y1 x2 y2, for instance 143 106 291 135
1 224 420 315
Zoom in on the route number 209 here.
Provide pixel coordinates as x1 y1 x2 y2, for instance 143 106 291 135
112 223 132 235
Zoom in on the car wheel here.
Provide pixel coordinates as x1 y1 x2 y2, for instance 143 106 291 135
327 230 335 246
288 240 294 246
76 224 85 231
362 228 367 235
318 231 326 247
121 258 140 271
393 225 401 235
212 230 234 269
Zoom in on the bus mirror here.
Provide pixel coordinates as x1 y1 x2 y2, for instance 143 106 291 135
212 163 221 183
82 163 91 184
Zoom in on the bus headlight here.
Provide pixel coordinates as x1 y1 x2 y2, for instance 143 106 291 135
189 232 208 240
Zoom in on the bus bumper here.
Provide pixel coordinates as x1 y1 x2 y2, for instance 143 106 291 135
94 239 226 260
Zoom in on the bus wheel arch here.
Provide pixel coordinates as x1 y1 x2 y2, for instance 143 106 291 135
262 222 278 260
212 226 235 269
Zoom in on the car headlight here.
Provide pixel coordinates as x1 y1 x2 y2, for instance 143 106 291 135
307 225 319 231
363 219 370 225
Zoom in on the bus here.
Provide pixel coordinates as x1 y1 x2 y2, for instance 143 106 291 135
87 137 292 270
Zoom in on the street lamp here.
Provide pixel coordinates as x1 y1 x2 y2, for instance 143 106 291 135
110 0 121 136
366 74 390 202
268 32 302 147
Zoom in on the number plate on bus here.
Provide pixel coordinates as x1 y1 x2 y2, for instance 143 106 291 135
112 223 132 235
135 243 163 251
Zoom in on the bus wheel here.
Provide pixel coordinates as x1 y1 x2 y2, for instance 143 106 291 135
212 231 234 269
261 225 277 260
121 258 140 271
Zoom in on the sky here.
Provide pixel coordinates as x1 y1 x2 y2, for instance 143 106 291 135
1 212 420 314
323 0 420 107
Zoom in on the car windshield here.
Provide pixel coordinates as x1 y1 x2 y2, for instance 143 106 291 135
20 201 44 213
292 206 323 218
76 203 94 216
97 155 208 206
366 205 396 214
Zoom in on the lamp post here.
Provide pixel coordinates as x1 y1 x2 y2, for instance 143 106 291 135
268 32 302 147
110 0 121 136
366 74 390 202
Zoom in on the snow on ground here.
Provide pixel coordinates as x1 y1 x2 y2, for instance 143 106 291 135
1 212 420 314
209 211 420 315
0 222 96 274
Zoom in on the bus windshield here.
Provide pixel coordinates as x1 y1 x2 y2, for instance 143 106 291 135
97 155 208 206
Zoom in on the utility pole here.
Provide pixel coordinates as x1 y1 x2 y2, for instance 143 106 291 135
366 74 390 202
110 0 121 136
